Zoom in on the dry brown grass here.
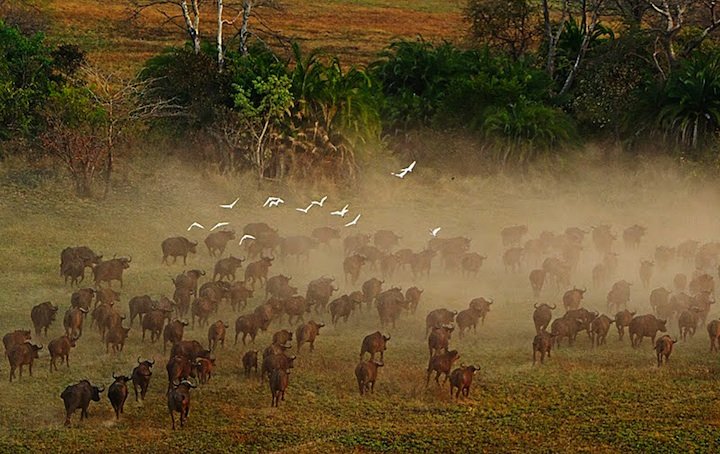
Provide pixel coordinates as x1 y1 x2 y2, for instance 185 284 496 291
40 0 464 74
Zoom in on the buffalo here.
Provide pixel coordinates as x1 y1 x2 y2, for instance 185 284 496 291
8 342 42 382
242 350 259 377
106 324 131 353
639 260 654 289
163 319 188 353
426 350 460 386
213 256 246 282
168 379 197 429
344 254 367 286
48 334 77 371
312 227 340 246
60 380 104 426
270 369 290 407
376 288 408 329
374 230 401 252
208 320 229 351
529 269 546 298
131 357 154 401
428 325 453 359
590 315 614 347
707 320 720 352
93 257 131 288
355 359 383 396
614 309 636 341
344 233 371 257
532 331 556 365
244 256 274 289
161 237 198 265
108 373 131 419
425 309 456 338
629 314 667 348
70 288 95 311
63 307 88 338
532 303 556 334
31 302 59 337
360 331 390 361
562 287 587 311
501 225 528 247
3 329 31 353
404 287 423 314
306 277 338 313
449 365 480 398
204 230 235 257
296 321 324 353
655 335 677 367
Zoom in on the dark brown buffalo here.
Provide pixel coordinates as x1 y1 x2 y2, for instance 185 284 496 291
639 260 654 289
108 373 131 419
205 230 236 257
360 331 391 360
590 315 614 347
98 308 126 341
235 312 266 345
655 335 677 367
242 350 259 377
542 257 571 290
532 331 556 365
199 280 231 305
623 224 646 249
306 277 338 313
229 281 254 311
649 287 672 318
106 324 131 353
529 269 546 298
48 335 77 371
460 253 487 278
170 340 211 362
132 358 154 401
677 240 700 263
425 309 457 337
8 342 42 382
606 280 632 312
312 227 340 246
166 356 197 391
96 287 120 307
3 329 32 354
355 360 383 395
62 257 85 286
60 246 102 271
456 300 487 339
60 380 104 426
428 325 453 359
70 288 95 311
266 275 295 299
244 256 273 289
142 308 171 342
162 237 198 265
669 292 693 318
426 350 460 386
501 225 528 247
449 365 480 398
707 320 720 352
550 317 584 348
173 287 193 318
344 254 367 285
296 321 324 353
195 357 215 384
374 230 401 252
128 295 156 326
405 287 423 314
278 295 310 325
678 307 702 340
344 233 371 257
191 297 217 329
261 352 296 383
562 287 587 311
63 307 88 338
163 319 188 353
629 314 667 347
532 303 556 334
272 329 293 346
361 278 384 310
329 294 361 325
429 237 472 269
93 257 131 288
270 369 290 407
208 320 229 351
395 248 416 271
213 256 245 281
172 269 205 297
168 379 197 429
409 249 437 279
614 309 636 341
564 308 599 338
376 288 408 329
31 301 59 337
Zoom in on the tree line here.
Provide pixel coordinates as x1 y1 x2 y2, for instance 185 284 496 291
3 0 720 197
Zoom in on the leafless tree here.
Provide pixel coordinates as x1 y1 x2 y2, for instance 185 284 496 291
131 0 202 53
79 66 184 197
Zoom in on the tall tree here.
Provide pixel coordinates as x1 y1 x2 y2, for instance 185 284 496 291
131 0 202 54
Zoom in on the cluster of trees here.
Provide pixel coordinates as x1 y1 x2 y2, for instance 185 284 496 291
4 0 720 197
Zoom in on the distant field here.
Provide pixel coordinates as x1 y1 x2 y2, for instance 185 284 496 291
1 154 720 451
38 0 464 74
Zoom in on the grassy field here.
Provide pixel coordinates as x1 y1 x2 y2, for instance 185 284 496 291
1 152 720 452
35 0 464 74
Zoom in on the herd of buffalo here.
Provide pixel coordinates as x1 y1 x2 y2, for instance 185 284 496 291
4 220 720 428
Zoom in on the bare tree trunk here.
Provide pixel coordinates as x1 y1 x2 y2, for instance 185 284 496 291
240 0 252 55
217 0 225 69
180 0 201 54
